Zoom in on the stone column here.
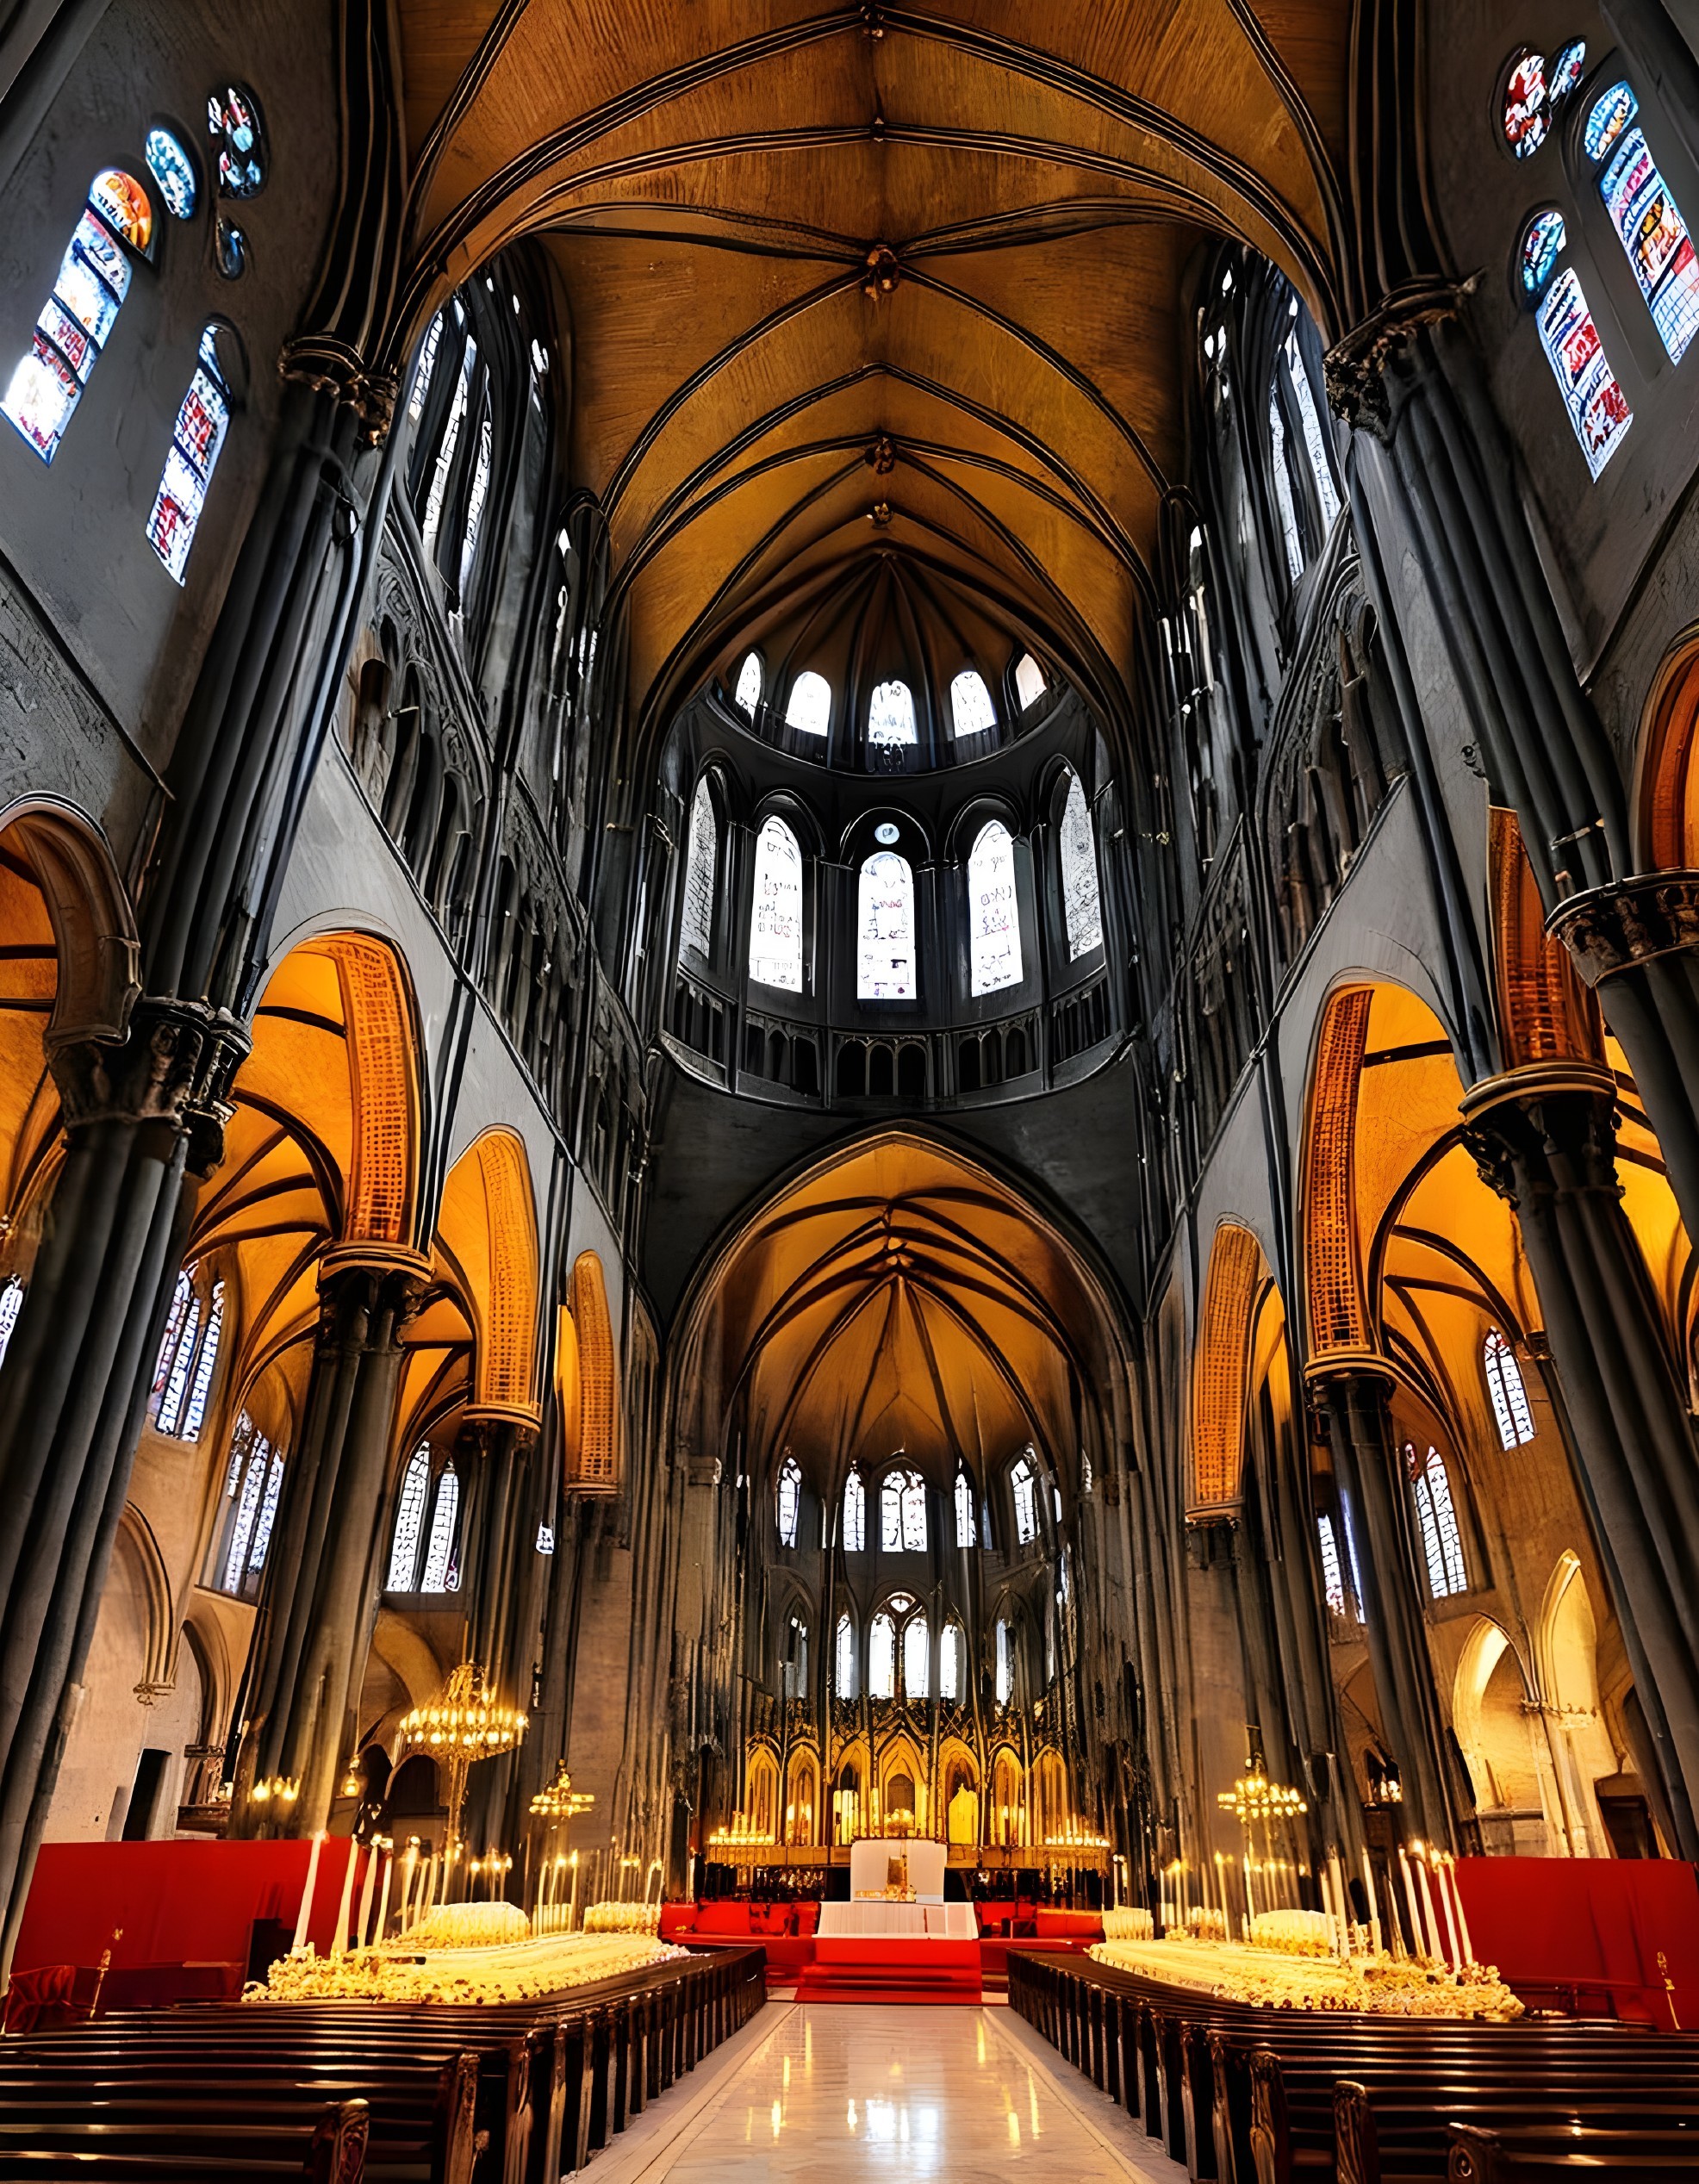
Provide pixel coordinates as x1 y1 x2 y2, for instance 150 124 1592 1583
233 1248 428 1836
1462 1067 1699 1856
0 999 246 1973
1308 1364 1456 1849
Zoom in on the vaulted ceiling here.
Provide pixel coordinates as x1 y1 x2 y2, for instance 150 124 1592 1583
390 2 1354 741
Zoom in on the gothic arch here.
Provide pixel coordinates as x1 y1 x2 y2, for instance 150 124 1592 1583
0 800 138 1047
564 1250 619 1495
1635 623 1699 870
435 1128 541 1427
1191 1220 1267 1514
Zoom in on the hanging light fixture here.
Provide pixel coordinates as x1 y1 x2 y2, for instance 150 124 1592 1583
398 1659 527 1864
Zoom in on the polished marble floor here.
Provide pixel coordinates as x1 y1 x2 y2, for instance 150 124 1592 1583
636 2003 1181 2181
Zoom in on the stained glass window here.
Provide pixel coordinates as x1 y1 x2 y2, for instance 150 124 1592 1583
836 1613 856 1695
881 1468 927 1552
249 1448 284 1576
421 339 475 552
152 1273 191 1400
1059 770 1103 959
1484 1328 1536 1447
735 650 762 716
148 327 231 584
1550 41 1586 104
1015 653 1046 710
680 775 718 961
537 1524 555 1553
968 820 1022 994
955 1469 975 1548
950 669 995 737
1538 268 1633 476
994 1618 1012 1703
1284 327 1341 533
420 1461 460 1592
1520 209 1567 299
748 814 804 992
868 1612 896 1698
868 679 917 747
1269 393 1304 582
939 1621 961 1700
0 1275 22 1368
144 129 196 221
776 1453 801 1547
785 670 831 736
1410 1445 1468 1597
206 84 265 198
3 174 151 463
180 1278 223 1439
155 1292 202 1436
1584 80 1637 165
1316 1512 1348 1615
219 1413 272 1594
782 1615 809 1699
1011 1453 1038 1546
1597 121 1699 364
904 1611 930 1698
1503 48 1550 159
457 413 493 595
843 1471 865 1552
856 850 916 1001
408 314 444 425
387 1444 431 1590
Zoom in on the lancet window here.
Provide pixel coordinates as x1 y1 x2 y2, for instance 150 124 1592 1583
843 1469 866 1552
835 1613 856 1696
215 1412 283 1600
735 650 762 715
419 1460 461 1592
868 679 917 748
968 821 1022 994
1059 770 1103 959
387 1444 432 1590
0 1276 21 1368
955 1468 975 1549
856 850 916 1001
1011 1453 1038 1546
1015 654 1046 710
1484 1328 1535 1448
881 1468 927 1552
148 326 231 582
776 1454 802 1548
994 1617 1013 1704
748 814 804 992
786 671 831 737
1409 1445 1468 1598
949 669 995 737
1585 80 1698 365
868 1610 896 1698
903 1610 930 1698
939 1621 962 1700
679 775 718 962
152 1267 223 1441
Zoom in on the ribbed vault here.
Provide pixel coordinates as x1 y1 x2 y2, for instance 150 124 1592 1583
388 2 1354 738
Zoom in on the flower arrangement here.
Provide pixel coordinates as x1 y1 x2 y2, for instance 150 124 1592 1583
387 1901 530 1951
245 1930 683 2008
582 1901 663 1935
1088 1935 1523 2020
1102 1907 1155 1940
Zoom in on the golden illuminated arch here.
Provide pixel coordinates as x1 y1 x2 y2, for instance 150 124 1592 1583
1191 1221 1264 1513
1637 625 1699 869
436 1128 540 1424
323 935 420 1247
1489 809 1601 1069
1302 986 1372 1360
566 1250 619 1493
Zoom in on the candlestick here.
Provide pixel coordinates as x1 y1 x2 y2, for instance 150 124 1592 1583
1327 1848 1349 1958
398 1839 419 1933
290 1832 324 1955
1433 1855 1460 1969
419 1855 437 1926
1446 1855 1476 1967
1360 1845 1381 1936
1412 1844 1445 1965
331 1837 358 1958
1397 1845 1423 1959
374 1852 392 1945
355 1843 378 1950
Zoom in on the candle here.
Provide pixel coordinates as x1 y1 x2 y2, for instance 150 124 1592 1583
331 1837 358 1957
1360 1846 1381 1934
1327 1849 1349 1957
419 1856 437 1925
1413 1845 1445 1965
374 1853 392 1945
399 1840 419 1932
290 1832 324 1955
1435 1857 1460 1970
1447 1856 1476 1968
1397 1845 1423 1958
569 1850 580 1931
355 1844 378 1950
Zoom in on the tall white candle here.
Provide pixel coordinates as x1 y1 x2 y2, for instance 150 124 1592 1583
1447 1857 1476 1968
398 1841 418 1932
1360 1846 1380 1932
290 1832 324 1955
1397 1846 1423 1958
1415 1849 1444 1964
373 1853 392 1945
355 1844 378 1950
419 1856 437 1926
1327 1849 1349 1957
331 1837 358 1957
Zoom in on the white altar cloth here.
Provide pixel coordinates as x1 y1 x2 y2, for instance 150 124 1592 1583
818 1901 978 1939
847 1837 947 1902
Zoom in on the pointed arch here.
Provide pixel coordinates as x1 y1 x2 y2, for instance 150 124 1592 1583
437 1127 540 1423
1301 985 1372 1359
565 1249 619 1493
1636 624 1699 869
1488 809 1601 1069
1191 1221 1266 1513
321 934 421 1248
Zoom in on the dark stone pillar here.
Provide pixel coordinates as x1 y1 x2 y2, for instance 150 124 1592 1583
233 1249 427 1837
1309 1365 1455 1849
0 999 246 1976
1462 1068 1699 1856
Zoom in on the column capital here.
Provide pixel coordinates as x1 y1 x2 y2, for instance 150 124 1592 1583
1547 871 1699 986
1303 1352 1397 1396
1322 276 1480 439
1458 1071 1621 1205
279 333 397 445
47 996 250 1175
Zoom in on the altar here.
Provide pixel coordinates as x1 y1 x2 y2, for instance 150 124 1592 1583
847 1836 947 1902
818 1901 978 1938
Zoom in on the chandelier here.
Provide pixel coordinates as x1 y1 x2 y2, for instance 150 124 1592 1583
399 1660 527 1860
529 1761 596 1823
1217 1770 1308 1826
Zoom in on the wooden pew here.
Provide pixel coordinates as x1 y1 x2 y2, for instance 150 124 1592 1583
1335 2081 1699 2184
0 2095 367 2180
1449 2120 1699 2181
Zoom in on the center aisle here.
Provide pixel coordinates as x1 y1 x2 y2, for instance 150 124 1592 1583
606 2000 1186 2181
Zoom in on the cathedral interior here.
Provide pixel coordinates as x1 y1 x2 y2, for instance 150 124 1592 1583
2 0 1699 2166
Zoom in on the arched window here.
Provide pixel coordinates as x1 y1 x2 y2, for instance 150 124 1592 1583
994 1617 1012 1704
3 169 152 464
967 821 1023 994
835 1612 856 1696
144 128 196 220
955 1469 975 1549
785 669 831 736
881 1468 927 1552
1408 1445 1468 1598
147 325 232 582
216 1411 282 1599
1534 262 1633 476
949 669 995 737
868 679 916 747
420 331 476 552
1586 80 1699 365
180 1279 224 1441
868 1610 896 1698
776 1453 801 1548
388 1444 432 1590
1281 322 1341 536
903 1610 930 1698
856 851 916 1000
939 1621 961 1700
843 1469 865 1552
1316 1512 1347 1615
1011 1453 1038 1546
0 1275 22 1368
420 1460 461 1592
748 814 804 992
1484 1328 1535 1447
1059 771 1103 959
153 1268 221 1440
1015 653 1046 710
1268 391 1305 583
457 412 494 598
735 650 762 716
782 1614 809 1699
408 314 444 424
679 775 718 963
